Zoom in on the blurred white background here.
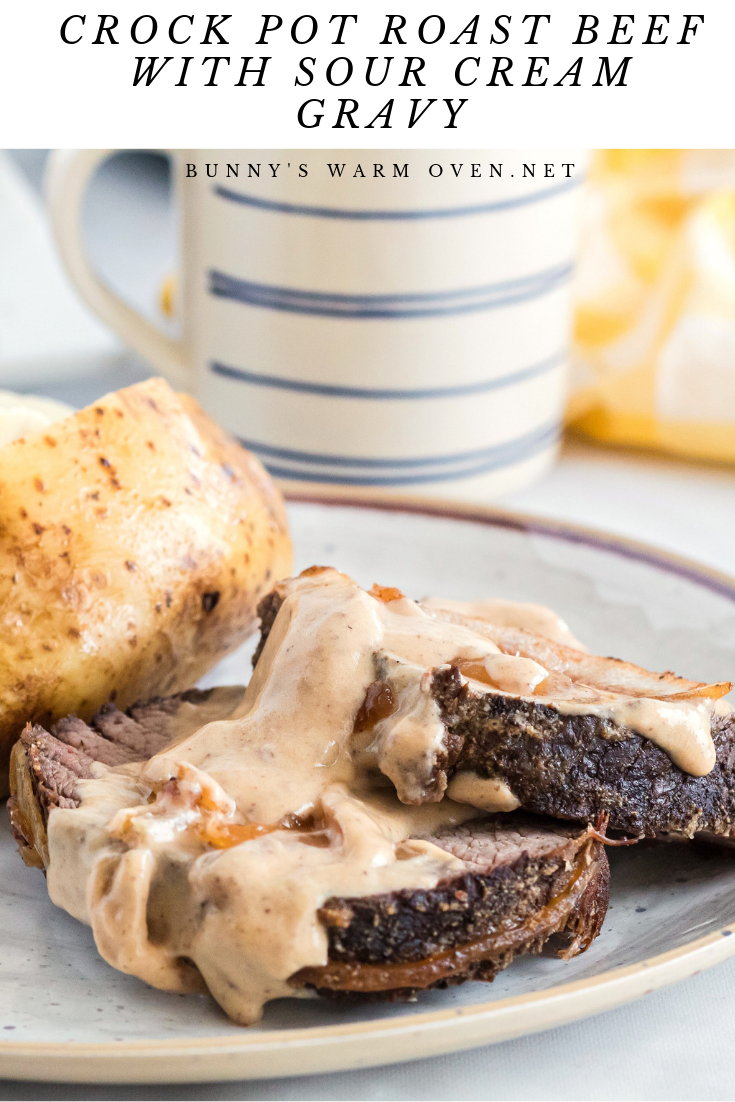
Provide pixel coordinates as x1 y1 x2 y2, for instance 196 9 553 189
2 149 171 405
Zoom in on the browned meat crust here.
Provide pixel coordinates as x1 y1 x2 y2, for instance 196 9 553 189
433 667 735 838
293 817 608 998
250 588 285 670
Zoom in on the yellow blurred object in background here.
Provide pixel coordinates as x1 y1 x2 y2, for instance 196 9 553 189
571 150 735 462
160 272 177 319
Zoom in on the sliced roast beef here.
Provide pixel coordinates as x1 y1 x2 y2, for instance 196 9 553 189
293 816 608 998
433 667 735 839
9 685 608 1001
8 686 245 868
253 585 735 840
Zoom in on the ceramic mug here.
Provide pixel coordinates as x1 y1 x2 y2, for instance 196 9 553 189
46 149 583 500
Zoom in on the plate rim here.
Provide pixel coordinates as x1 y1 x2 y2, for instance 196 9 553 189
283 484 735 602
5 488 735 1083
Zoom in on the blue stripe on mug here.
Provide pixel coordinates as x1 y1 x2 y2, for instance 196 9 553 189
212 262 571 306
210 352 564 401
245 424 559 487
213 175 582 222
237 422 559 486
208 263 572 320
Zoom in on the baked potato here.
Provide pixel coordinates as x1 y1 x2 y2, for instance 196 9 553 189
0 377 291 793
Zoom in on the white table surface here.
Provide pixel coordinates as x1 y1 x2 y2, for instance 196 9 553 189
5 151 735 1100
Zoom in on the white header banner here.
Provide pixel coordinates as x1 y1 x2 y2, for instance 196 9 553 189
2 0 731 147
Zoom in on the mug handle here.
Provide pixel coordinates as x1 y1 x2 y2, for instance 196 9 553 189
45 149 190 388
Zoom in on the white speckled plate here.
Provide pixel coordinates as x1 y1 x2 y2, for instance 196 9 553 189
4 491 735 1084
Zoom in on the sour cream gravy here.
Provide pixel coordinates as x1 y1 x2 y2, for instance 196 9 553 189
46 568 723 1024
422 596 587 650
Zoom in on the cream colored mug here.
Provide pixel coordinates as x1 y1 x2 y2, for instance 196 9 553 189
46 149 582 499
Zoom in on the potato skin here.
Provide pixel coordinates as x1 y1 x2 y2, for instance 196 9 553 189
0 378 291 792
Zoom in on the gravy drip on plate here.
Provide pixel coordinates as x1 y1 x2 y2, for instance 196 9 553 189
47 568 724 1023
